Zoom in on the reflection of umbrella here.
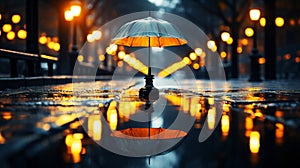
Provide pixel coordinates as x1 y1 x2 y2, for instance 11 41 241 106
111 128 187 140
111 16 187 102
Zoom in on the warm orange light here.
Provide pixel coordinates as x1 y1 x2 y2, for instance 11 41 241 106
92 30 102 40
88 114 102 140
3 24 12 33
11 14 21 24
87 34 94 43
222 104 230 112
245 27 254 37
245 116 253 137
65 134 73 147
295 57 300 63
190 97 200 117
249 8 261 21
289 19 296 26
208 97 214 105
77 55 84 62
207 108 216 130
107 109 118 130
118 51 126 59
259 17 266 27
194 48 203 56
106 44 118 55
93 119 102 140
182 57 191 65
17 29 27 39
275 17 284 27
275 123 284 139
2 112 12 120
221 114 230 136
258 57 265 64
207 40 216 49
68 0 82 20
53 43 60 51
7 31 15 40
0 132 5 144
220 51 227 58
123 55 148 75
241 38 249 46
71 138 82 154
47 41 55 49
182 96 189 113
284 53 291 60
249 131 260 154
189 52 197 60
64 10 73 21
193 63 200 70
117 61 123 67
221 32 230 42
99 54 105 61
73 133 84 140
39 35 47 44
158 59 187 78
226 37 233 45
237 46 243 54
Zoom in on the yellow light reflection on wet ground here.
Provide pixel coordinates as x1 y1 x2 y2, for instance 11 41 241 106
182 96 189 113
221 114 230 136
65 133 84 163
0 132 5 144
275 123 284 145
165 94 181 106
190 97 200 117
207 107 216 130
249 131 260 154
88 114 102 141
245 116 254 137
2 111 12 120
208 97 214 105
108 109 118 130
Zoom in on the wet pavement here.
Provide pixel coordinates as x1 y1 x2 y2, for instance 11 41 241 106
0 78 300 168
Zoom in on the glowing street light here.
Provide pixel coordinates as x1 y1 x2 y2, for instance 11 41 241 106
2 24 12 33
245 27 254 37
249 8 261 21
259 17 266 27
11 14 21 24
17 29 27 39
221 32 230 42
275 17 284 27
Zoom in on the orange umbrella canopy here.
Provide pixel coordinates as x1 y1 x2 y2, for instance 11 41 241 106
111 17 187 47
111 128 187 140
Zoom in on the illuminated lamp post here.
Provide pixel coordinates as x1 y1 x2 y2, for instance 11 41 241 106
64 0 82 74
248 8 262 82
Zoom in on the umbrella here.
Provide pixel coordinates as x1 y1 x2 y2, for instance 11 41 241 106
111 16 187 102
111 17 187 47
110 17 188 160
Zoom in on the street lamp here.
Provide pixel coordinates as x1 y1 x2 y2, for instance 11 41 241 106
248 8 262 82
64 0 82 73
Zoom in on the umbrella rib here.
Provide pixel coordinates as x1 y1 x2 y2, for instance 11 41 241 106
126 22 137 46
176 37 182 46
156 21 161 47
